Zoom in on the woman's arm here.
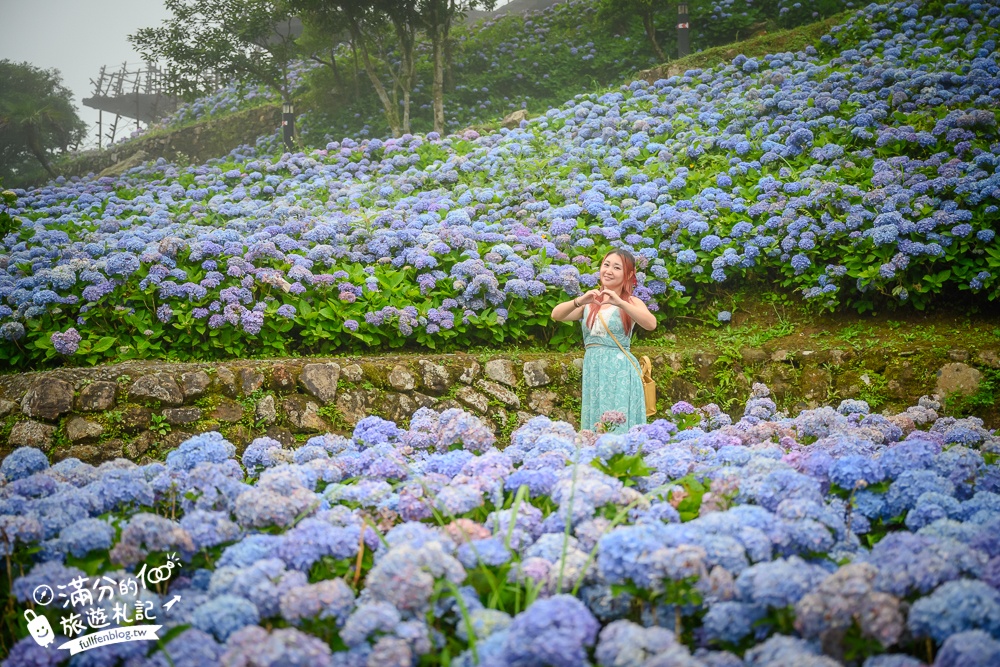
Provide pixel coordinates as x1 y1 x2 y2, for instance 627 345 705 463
618 296 657 331
550 297 586 322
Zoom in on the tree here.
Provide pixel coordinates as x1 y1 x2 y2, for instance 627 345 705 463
130 0 301 146
294 0 420 137
598 0 668 63
419 0 495 135
0 60 87 181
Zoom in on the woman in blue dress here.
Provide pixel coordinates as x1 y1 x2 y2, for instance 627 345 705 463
550 249 657 434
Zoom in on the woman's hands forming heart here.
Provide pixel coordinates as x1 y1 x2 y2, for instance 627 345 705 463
579 289 603 305
598 288 625 306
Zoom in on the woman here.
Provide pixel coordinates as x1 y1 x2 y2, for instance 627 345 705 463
550 249 657 434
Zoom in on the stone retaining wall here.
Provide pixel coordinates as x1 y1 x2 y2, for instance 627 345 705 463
1 344 996 466
53 105 282 182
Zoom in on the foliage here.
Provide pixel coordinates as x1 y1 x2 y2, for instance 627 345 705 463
0 60 87 182
129 0 302 103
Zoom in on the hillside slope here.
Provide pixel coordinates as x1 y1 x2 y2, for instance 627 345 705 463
2 0 999 372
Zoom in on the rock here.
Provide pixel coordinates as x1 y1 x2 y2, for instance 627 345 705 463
264 426 296 448
456 387 490 414
21 379 74 420
458 361 481 385
336 389 374 426
58 441 124 464
9 420 56 448
528 390 559 416
301 363 341 403
126 431 157 459
341 364 363 382
98 149 147 178
667 377 699 403
975 349 1000 369
936 362 981 397
121 407 152 434
770 350 791 362
412 392 438 410
240 368 265 395
662 353 684 372
382 393 418 425
488 407 510 432
179 371 211 399
76 381 117 411
436 399 463 412
948 349 969 362
501 109 528 129
66 417 103 442
0 399 16 418
571 358 584 372
388 365 416 391
485 359 517 387
129 374 184 406
210 398 244 423
256 395 277 425
475 379 520 408
522 360 551 387
515 411 535 430
270 364 299 392
800 368 832 404
418 360 450 392
694 353 718 371
162 407 201 426
215 367 239 397
223 425 252 448
282 395 327 432
740 348 768 365
163 430 195 451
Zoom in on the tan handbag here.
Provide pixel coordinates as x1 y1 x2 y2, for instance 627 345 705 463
597 310 657 418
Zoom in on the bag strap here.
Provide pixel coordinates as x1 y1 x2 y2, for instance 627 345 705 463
596 309 644 382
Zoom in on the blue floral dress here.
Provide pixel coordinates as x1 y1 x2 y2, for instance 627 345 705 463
579 304 647 434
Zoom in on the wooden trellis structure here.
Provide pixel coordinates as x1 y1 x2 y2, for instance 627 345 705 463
83 62 181 149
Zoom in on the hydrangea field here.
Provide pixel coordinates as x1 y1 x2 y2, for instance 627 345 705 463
146 0 852 141
4 0 1000 369
3 386 1000 666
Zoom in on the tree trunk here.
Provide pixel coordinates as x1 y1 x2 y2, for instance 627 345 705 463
352 26 401 136
351 40 361 99
329 48 344 90
444 25 454 91
643 12 666 63
431 26 446 135
391 22 416 136
27 134 57 179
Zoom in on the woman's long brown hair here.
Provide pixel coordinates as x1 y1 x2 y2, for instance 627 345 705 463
585 249 638 335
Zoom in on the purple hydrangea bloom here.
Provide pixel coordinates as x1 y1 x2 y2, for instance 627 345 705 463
353 416 404 447
1 447 49 482
148 628 223 667
190 593 260 641
280 577 356 627
219 625 333 667
58 518 114 558
934 630 1000 667
166 431 236 471
503 595 599 667
908 579 1000 643
50 327 81 355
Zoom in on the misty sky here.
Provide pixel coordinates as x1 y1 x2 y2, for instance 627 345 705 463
1 0 171 150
